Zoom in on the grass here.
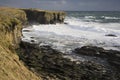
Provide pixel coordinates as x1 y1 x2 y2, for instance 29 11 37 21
0 7 41 80
0 7 65 80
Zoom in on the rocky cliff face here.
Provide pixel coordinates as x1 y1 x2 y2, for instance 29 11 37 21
0 7 26 49
22 9 65 24
0 7 65 80
0 7 41 80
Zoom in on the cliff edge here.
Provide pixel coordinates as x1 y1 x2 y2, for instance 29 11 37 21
0 7 65 80
22 9 65 24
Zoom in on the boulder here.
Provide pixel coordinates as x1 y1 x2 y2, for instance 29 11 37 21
105 34 117 37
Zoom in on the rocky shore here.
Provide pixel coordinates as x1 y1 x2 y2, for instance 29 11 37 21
74 46 120 69
0 7 120 80
17 41 120 80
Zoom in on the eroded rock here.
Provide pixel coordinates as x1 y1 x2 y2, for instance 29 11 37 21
105 34 117 37
17 42 120 80
22 9 66 24
73 46 120 71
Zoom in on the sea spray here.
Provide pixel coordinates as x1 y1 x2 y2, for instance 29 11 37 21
22 11 120 52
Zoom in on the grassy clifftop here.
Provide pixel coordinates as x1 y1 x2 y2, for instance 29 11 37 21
0 7 27 49
0 7 41 80
0 7 65 80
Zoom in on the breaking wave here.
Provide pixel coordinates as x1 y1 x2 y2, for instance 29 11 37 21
22 12 120 53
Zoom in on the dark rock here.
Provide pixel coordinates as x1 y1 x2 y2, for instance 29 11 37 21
22 9 66 24
105 34 117 37
31 40 35 42
22 30 31 32
64 22 68 24
30 37 34 39
73 46 120 71
73 46 106 57
18 42 120 80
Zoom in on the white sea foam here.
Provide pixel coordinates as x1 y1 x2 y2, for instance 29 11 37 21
84 16 96 19
101 16 120 20
22 17 120 52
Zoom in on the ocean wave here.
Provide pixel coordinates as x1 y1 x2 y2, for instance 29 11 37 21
84 16 96 19
22 17 120 52
66 15 120 23
22 11 120 52
84 16 120 20
101 16 120 20
65 17 120 31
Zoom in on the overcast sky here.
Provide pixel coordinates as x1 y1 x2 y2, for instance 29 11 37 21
0 0 120 11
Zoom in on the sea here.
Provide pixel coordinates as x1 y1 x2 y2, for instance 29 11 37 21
22 11 120 53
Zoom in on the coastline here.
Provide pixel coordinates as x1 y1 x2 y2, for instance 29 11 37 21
0 7 65 80
0 7 120 80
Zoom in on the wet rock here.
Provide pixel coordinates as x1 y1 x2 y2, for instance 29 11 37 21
18 42 120 80
73 46 106 57
64 22 68 24
105 34 117 37
22 30 31 32
31 40 35 42
30 37 35 39
73 46 120 71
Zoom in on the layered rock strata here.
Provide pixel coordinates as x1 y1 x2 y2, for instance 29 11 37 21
22 9 65 24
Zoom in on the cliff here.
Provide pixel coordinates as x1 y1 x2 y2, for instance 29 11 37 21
0 7 65 80
22 9 65 24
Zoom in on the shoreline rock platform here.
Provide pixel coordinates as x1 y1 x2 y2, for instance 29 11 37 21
18 41 120 80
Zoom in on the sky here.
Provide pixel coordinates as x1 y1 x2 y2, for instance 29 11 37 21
0 0 120 11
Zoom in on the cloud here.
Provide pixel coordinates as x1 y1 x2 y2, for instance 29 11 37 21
0 0 120 11
61 0 66 4
34 0 66 5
